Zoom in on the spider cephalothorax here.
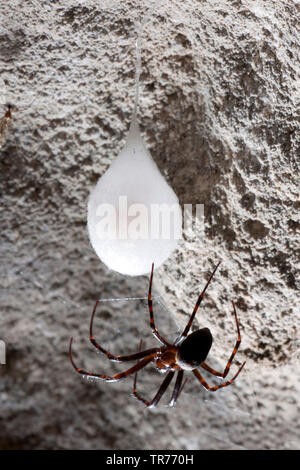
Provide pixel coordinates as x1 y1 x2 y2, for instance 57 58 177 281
69 261 246 408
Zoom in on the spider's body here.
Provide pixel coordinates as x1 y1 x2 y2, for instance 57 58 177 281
69 261 246 408
153 328 212 373
155 346 178 372
176 328 213 370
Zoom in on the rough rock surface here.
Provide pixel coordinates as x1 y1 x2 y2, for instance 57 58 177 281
0 0 299 450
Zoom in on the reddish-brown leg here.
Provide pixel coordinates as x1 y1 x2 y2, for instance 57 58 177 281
132 339 173 408
69 337 157 382
148 263 171 347
178 261 221 342
89 300 161 362
193 360 246 392
133 369 175 408
169 370 188 407
200 301 242 379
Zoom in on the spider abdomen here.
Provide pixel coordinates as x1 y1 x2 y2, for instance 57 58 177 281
176 328 213 370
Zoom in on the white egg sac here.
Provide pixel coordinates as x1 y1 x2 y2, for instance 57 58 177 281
87 118 182 276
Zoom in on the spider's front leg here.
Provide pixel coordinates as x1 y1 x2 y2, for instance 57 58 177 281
89 300 161 362
69 337 157 383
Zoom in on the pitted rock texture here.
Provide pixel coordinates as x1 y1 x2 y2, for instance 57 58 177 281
0 0 299 450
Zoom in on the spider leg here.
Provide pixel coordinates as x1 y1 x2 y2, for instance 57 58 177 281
169 370 188 407
133 369 175 408
200 301 242 379
200 362 224 378
89 300 161 362
69 337 156 382
132 338 174 408
177 261 221 342
193 360 246 392
148 263 171 347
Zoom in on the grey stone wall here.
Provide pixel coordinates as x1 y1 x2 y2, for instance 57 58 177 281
0 0 299 449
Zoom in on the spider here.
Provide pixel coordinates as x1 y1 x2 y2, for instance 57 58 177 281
69 261 246 408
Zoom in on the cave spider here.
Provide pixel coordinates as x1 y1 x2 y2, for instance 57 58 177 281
69 261 246 408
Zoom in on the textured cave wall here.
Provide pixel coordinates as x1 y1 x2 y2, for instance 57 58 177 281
0 0 299 450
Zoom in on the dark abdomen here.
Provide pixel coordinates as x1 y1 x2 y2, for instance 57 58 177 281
177 328 213 370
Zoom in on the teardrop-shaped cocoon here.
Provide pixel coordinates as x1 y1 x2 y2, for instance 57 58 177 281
87 118 182 276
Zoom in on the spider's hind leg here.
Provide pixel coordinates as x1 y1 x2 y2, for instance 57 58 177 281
193 360 246 392
148 263 171 347
200 301 243 379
